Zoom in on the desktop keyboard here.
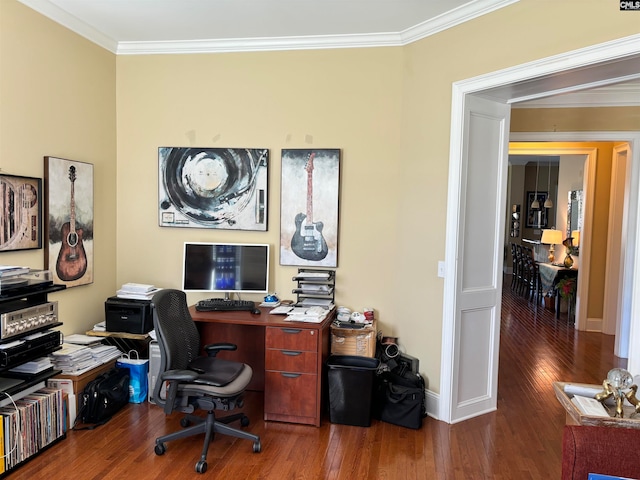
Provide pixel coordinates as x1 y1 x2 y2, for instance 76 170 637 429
195 298 256 312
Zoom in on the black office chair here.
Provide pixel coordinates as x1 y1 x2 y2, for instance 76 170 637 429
151 289 261 474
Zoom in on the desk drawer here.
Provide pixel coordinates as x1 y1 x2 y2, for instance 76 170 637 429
266 326 318 351
264 371 317 418
265 349 317 374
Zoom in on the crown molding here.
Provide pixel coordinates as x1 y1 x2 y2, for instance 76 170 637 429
400 0 519 45
116 33 402 55
513 83 640 108
19 0 518 55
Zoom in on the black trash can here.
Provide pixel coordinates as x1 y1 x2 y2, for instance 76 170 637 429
327 355 380 427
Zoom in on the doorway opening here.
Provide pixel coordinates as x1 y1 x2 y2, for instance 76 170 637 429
440 35 640 424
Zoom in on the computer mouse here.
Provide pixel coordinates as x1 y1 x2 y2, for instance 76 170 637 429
251 308 261 315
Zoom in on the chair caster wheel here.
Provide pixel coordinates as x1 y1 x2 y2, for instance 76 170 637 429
180 418 191 428
240 415 250 427
154 443 166 455
253 440 261 453
195 460 207 473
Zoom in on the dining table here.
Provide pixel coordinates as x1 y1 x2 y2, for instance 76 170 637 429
537 262 578 319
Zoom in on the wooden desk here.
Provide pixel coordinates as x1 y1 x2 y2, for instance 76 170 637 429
538 263 578 319
191 306 334 427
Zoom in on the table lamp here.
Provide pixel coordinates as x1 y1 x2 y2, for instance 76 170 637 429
540 229 563 263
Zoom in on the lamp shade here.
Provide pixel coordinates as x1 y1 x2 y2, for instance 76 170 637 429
571 230 580 246
541 229 563 246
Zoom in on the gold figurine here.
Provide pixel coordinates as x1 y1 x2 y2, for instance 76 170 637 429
625 384 640 416
595 368 638 418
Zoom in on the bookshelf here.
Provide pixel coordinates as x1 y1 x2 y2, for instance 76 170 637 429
0 280 67 477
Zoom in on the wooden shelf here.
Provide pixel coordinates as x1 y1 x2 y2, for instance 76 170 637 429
85 330 150 340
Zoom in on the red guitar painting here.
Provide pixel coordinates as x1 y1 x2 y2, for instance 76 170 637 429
56 166 87 281
291 153 328 261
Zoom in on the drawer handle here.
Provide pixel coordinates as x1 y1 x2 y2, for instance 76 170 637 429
281 372 301 378
282 350 302 356
282 328 302 334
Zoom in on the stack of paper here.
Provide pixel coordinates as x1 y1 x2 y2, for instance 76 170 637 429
49 343 96 374
64 334 103 346
283 306 330 323
116 283 161 300
89 344 121 364
9 356 53 374
299 298 334 308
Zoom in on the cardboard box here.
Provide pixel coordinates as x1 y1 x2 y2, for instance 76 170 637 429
49 360 116 412
331 322 376 357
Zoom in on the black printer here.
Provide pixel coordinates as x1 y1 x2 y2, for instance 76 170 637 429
105 296 153 334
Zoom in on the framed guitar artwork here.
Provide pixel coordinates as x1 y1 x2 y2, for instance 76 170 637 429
280 149 340 267
44 157 94 288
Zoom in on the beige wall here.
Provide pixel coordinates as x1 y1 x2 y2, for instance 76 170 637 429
3 0 640 395
0 1 117 336
115 49 405 340
392 3 638 391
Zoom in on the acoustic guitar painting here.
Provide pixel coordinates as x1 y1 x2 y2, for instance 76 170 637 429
56 166 87 281
291 153 329 261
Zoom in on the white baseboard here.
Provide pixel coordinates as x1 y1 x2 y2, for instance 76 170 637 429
425 388 440 420
585 316 603 332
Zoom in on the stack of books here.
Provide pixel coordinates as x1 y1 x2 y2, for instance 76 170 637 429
116 283 161 300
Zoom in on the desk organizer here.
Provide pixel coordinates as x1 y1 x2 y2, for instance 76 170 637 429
330 321 376 357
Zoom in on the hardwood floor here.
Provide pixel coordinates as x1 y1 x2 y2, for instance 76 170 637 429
14 279 624 479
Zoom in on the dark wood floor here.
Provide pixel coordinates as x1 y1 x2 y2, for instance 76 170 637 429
13 278 624 479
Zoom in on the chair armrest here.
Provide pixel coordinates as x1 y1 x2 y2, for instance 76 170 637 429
160 369 198 414
204 342 238 357
160 369 198 382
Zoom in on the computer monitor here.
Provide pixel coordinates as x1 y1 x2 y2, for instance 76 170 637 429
182 242 269 297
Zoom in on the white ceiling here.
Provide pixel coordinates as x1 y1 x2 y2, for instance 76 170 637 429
16 0 640 106
18 0 517 54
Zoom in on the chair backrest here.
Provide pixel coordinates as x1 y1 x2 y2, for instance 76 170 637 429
151 289 201 402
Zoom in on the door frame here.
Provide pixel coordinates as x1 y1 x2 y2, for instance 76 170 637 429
506 143 597 332
440 33 640 423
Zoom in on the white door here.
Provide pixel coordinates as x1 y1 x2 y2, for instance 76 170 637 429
440 93 511 423
606 143 632 356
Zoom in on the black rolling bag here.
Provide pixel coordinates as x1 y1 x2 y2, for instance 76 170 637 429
372 370 427 429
